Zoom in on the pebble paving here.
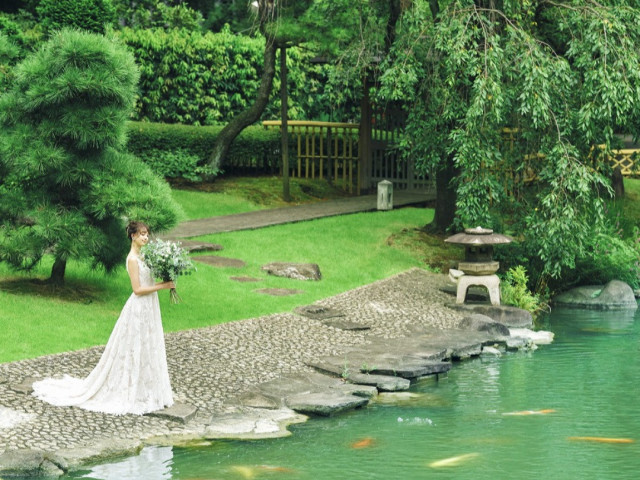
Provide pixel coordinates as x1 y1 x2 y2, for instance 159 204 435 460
0 268 462 456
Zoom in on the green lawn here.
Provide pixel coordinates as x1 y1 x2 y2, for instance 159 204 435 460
0 204 435 363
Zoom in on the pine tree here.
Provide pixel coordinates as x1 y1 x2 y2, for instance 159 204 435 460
0 28 180 284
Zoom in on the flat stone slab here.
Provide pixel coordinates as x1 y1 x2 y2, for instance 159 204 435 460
177 240 223 253
230 276 262 282
446 303 533 328
294 305 345 320
255 288 305 296
147 403 198 424
193 255 246 268
54 439 144 471
226 372 374 417
10 376 37 395
320 318 371 331
262 262 322 281
553 280 638 310
286 392 368 417
0 449 65 478
204 409 308 440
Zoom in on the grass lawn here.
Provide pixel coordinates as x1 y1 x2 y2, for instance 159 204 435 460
0 177 440 363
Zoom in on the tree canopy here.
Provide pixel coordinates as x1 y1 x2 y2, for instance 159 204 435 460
304 0 640 288
0 29 180 283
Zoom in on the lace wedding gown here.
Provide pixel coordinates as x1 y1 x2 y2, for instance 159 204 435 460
32 255 174 415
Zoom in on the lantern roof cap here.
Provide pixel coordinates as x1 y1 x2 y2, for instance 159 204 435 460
444 226 513 245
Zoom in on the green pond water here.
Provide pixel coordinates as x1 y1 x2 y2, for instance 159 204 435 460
68 307 640 480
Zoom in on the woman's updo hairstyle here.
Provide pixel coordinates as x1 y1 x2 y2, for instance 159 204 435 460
126 221 149 240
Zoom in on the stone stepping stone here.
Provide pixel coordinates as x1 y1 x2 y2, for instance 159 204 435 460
285 392 368 417
321 319 371 331
10 376 37 395
193 255 246 268
262 262 321 281
255 288 304 296
204 409 308 440
294 305 345 320
446 303 533 328
306 360 411 392
230 276 262 283
177 240 223 253
147 403 198 424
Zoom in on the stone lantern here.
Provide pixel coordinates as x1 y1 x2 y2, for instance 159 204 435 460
444 227 513 305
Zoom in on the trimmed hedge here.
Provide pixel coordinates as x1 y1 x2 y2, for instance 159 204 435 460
126 121 282 178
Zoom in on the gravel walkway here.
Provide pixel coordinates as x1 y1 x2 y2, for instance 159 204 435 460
0 269 461 457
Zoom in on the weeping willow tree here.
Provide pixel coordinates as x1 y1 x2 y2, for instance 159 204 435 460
367 0 640 288
0 29 180 284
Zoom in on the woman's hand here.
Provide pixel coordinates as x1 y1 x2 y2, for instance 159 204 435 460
159 281 176 290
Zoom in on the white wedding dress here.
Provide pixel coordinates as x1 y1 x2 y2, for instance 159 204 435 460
32 255 174 415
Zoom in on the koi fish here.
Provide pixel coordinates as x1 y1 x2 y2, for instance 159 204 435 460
428 452 479 468
568 436 635 444
230 466 257 479
350 437 376 449
258 465 295 473
503 409 556 416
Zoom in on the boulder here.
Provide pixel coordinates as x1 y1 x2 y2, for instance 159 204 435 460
457 314 511 337
262 262 322 281
553 280 638 310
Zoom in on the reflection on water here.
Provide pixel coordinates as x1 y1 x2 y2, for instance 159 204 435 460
79 446 173 480
66 306 640 480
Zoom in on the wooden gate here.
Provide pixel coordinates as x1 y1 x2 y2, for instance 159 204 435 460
367 104 433 192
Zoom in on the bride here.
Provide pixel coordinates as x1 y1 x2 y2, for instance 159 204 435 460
32 221 175 415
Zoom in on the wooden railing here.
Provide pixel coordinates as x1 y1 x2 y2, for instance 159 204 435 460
263 120 360 194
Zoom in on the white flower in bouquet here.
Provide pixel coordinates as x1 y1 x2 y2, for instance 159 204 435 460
141 239 195 303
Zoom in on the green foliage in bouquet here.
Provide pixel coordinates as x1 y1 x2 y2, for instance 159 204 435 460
0 29 180 284
142 238 195 303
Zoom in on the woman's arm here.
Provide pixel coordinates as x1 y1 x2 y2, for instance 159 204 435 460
128 256 175 296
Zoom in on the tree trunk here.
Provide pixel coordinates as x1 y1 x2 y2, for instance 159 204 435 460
427 160 459 233
49 258 67 285
206 37 278 174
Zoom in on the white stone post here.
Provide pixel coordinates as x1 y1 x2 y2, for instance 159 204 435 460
377 180 393 211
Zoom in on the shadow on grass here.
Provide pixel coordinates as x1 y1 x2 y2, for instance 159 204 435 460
0 277 102 304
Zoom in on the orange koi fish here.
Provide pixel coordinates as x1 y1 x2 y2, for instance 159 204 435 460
503 409 556 416
350 437 376 449
568 436 635 444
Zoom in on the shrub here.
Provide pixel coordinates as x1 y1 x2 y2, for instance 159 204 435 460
37 0 117 34
126 121 281 176
500 266 546 314
573 232 640 289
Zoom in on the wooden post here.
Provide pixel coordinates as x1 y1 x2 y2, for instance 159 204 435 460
280 45 290 202
359 76 372 194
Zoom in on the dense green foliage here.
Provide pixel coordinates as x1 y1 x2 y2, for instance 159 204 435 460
126 121 281 177
114 0 204 30
0 29 179 282
37 0 117 34
117 26 345 125
365 0 640 290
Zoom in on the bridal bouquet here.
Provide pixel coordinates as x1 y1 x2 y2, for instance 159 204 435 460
141 239 195 303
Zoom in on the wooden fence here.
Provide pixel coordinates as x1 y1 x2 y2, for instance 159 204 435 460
263 120 360 193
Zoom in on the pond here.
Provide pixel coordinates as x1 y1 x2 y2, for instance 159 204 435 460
67 306 640 480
